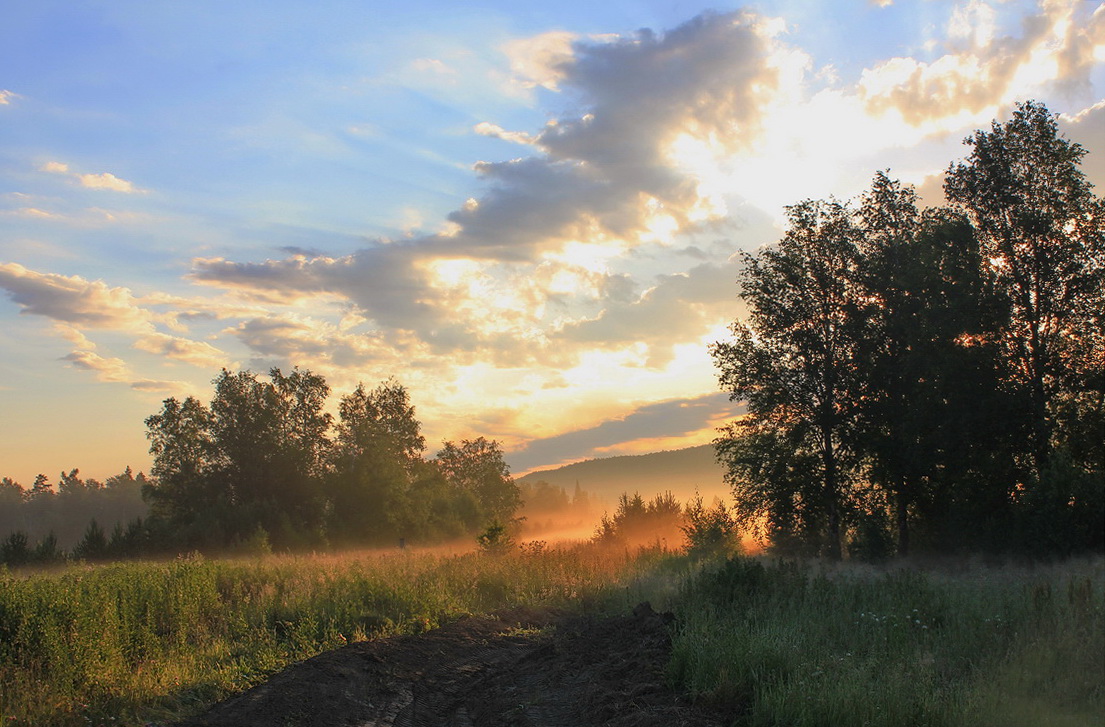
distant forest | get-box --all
[714,102,1104,559]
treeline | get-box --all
[141,370,521,551]
[0,468,149,564]
[1,372,526,562]
[714,102,1104,559]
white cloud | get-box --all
[78,172,139,193]
[473,122,535,146]
[0,90,16,105]
[859,0,1105,127]
[39,160,145,193]
[501,30,578,93]
[411,57,457,76]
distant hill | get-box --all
[516,444,728,505]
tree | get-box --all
[944,100,1105,477]
[853,174,1013,554]
[207,368,331,545]
[144,395,217,526]
[712,199,866,559]
[330,379,424,543]
[435,437,521,525]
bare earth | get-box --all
[174,603,728,727]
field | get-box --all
[0,546,1102,726]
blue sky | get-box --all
[2,0,1104,486]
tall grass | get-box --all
[669,556,1105,727]
[0,543,658,726]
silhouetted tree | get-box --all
[712,199,866,559]
[945,100,1105,477]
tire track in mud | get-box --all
[174,604,728,727]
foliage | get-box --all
[681,493,739,559]
[138,370,523,554]
[593,491,685,549]
[713,102,1104,558]
[475,520,516,555]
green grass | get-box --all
[669,555,1105,727]
[4,544,1101,727]
[0,544,659,726]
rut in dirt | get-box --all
[174,603,729,727]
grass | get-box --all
[0,543,662,726]
[3,542,1101,727]
[669,555,1105,727]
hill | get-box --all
[516,444,728,505]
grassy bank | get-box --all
[670,555,1105,727]
[0,543,660,726]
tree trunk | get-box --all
[896,488,910,557]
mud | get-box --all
[174,603,727,727]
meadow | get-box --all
[0,542,664,726]
[0,544,1101,726]
[670,555,1105,727]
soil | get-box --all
[174,603,729,727]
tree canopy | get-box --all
[714,101,1104,559]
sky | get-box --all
[1,0,1104,487]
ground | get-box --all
[174,603,729,727]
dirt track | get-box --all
[174,603,728,727]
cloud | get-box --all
[60,349,132,382]
[78,172,139,193]
[860,1,1105,126]
[411,58,457,76]
[133,332,229,369]
[507,392,743,472]
[223,315,387,365]
[0,90,16,105]
[0,263,151,330]
[501,30,578,93]
[189,11,777,369]
[39,161,145,193]
[554,261,743,366]
[473,121,536,146]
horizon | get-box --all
[2,1,1104,486]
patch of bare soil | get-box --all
[174,603,727,727]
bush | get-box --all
[681,494,739,559]
[476,520,515,555]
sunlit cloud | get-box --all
[61,348,132,383]
[501,30,578,94]
[0,263,151,330]
[39,161,146,194]
[0,90,17,105]
[78,172,139,193]
[860,0,1104,127]
[133,332,229,369]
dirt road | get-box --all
[175,603,728,727]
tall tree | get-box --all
[435,437,521,526]
[944,100,1105,476]
[712,199,866,559]
[330,379,425,543]
[854,174,1013,554]
[144,395,217,526]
